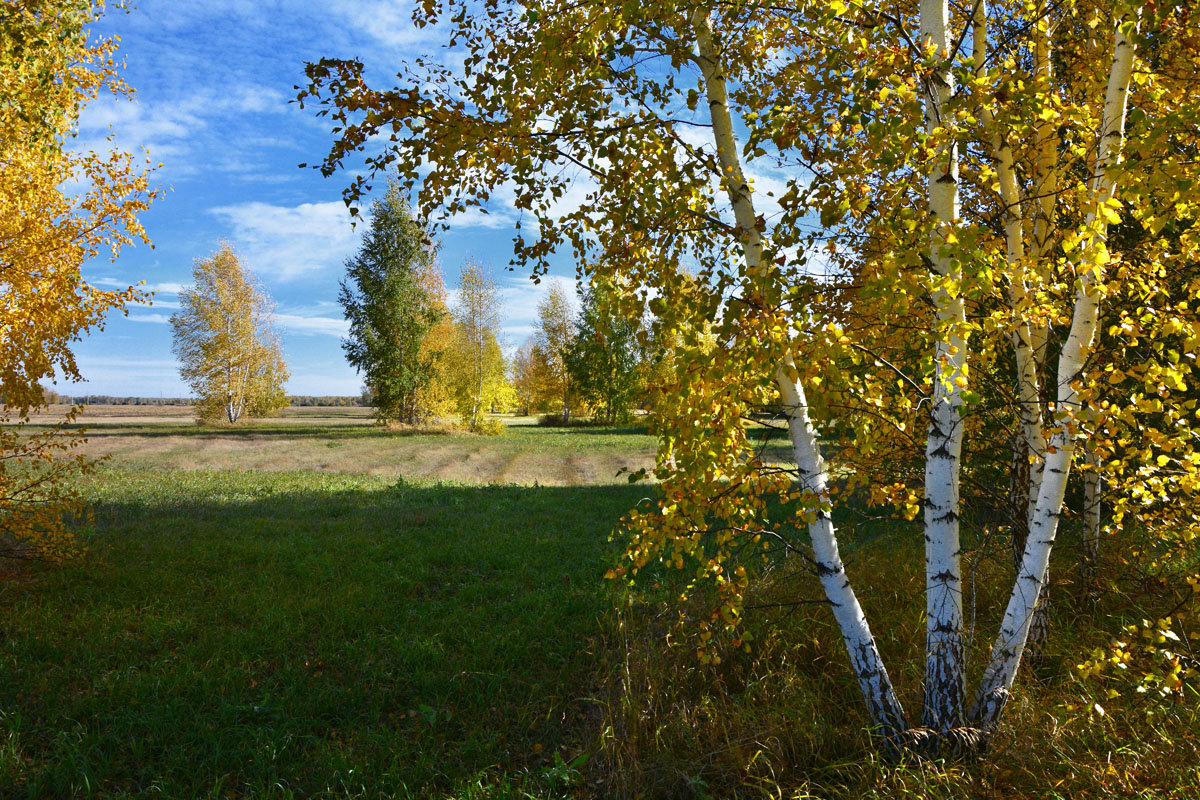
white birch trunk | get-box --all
[778,361,908,734]
[972,13,1137,726]
[1028,19,1058,374]
[920,0,968,731]
[691,6,908,736]
[973,0,1052,665]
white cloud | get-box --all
[92,278,185,296]
[126,313,172,324]
[496,273,578,347]
[74,83,291,178]
[208,201,359,280]
[273,313,349,338]
[329,0,445,52]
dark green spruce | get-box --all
[339,184,442,425]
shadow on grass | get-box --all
[0,473,649,798]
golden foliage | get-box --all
[170,244,290,424]
[0,0,159,560]
[447,262,508,431]
[414,258,458,419]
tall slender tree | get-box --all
[510,338,538,416]
[567,276,644,423]
[171,244,289,424]
[340,185,445,424]
[534,282,577,424]
[450,262,506,431]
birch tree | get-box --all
[171,245,289,424]
[533,282,577,424]
[1,0,158,561]
[449,261,506,431]
[510,338,538,416]
[298,0,1200,751]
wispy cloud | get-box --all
[75,82,293,180]
[273,313,349,338]
[93,278,186,295]
[329,0,445,52]
[209,201,359,280]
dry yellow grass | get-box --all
[16,405,658,486]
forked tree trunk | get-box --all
[694,0,1134,748]
[971,12,1137,727]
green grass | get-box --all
[0,468,645,798]
[2,419,1196,799]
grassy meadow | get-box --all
[0,407,1196,798]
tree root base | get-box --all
[892,726,990,760]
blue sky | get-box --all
[66,0,580,397]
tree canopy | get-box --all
[0,0,158,560]
[534,282,578,424]
[170,244,289,424]
[567,276,645,423]
[299,0,1200,752]
[340,185,449,425]
[449,261,507,432]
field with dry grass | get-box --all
[23,405,662,485]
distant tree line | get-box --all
[64,395,194,406]
[287,396,367,407]
[28,393,366,408]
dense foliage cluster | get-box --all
[340,185,452,425]
[300,0,1200,751]
[1,0,158,559]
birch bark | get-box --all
[691,6,908,737]
[971,11,1137,726]
[919,0,968,731]
[972,0,1052,665]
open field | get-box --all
[1,409,1197,798]
[18,406,668,486]
[0,469,640,798]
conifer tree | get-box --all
[340,185,444,424]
